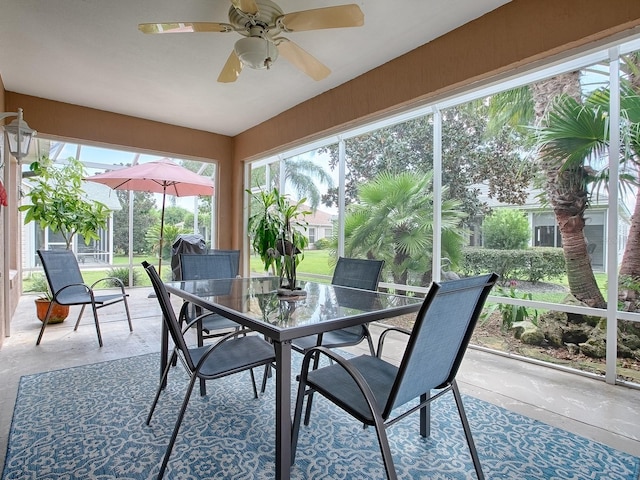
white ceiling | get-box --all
[0,0,511,136]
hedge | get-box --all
[461,247,565,283]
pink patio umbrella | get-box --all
[85,158,214,276]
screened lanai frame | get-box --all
[245,34,640,387]
[21,138,219,286]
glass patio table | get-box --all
[164,276,423,480]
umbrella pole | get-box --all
[158,186,167,278]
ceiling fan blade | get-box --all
[217,50,243,83]
[138,22,233,34]
[277,40,330,81]
[277,4,364,32]
[230,0,259,15]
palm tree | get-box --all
[270,158,334,210]
[489,72,607,308]
[342,171,465,292]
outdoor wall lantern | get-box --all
[0,108,36,161]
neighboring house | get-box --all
[472,183,630,273]
[302,206,335,248]
[21,182,122,270]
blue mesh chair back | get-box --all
[386,273,497,415]
[39,249,91,304]
[179,253,235,281]
[209,249,240,276]
[331,257,384,290]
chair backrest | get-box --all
[143,261,196,371]
[180,253,236,281]
[385,273,498,417]
[331,257,385,291]
[37,249,87,300]
[209,249,240,277]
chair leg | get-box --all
[122,295,133,332]
[291,367,311,464]
[419,391,431,438]
[89,302,103,347]
[371,411,398,480]
[197,319,207,397]
[74,305,87,331]
[260,364,271,393]
[35,302,55,345]
[303,352,322,426]
[146,355,174,425]
[157,372,199,480]
[451,380,484,480]
[249,368,259,399]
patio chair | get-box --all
[291,273,498,480]
[291,257,384,355]
[36,249,132,347]
[143,262,275,480]
[179,252,243,395]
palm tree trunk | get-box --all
[619,186,640,279]
[533,73,606,308]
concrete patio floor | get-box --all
[1,286,639,476]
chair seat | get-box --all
[307,354,398,423]
[293,326,366,352]
[57,291,128,306]
[189,335,274,378]
[200,313,240,333]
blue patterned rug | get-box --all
[3,353,639,479]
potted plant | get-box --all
[28,274,70,323]
[247,188,310,295]
[20,156,110,320]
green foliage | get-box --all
[342,170,465,287]
[482,208,530,249]
[19,156,110,249]
[314,238,331,250]
[482,281,538,332]
[462,247,565,283]
[112,190,157,255]
[145,223,189,260]
[106,267,139,287]
[24,273,52,300]
[247,188,310,285]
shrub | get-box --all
[314,238,331,250]
[481,280,538,331]
[106,267,139,287]
[461,247,565,283]
[482,208,530,250]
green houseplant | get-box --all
[20,156,111,321]
[247,188,310,294]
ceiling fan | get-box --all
[138,0,364,83]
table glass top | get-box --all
[165,276,422,330]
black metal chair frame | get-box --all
[36,249,132,347]
[143,261,275,480]
[291,273,498,480]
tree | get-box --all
[20,156,110,250]
[483,208,530,249]
[266,157,334,211]
[489,72,607,308]
[320,105,533,221]
[342,171,465,291]
[112,190,156,254]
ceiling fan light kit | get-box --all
[234,34,278,70]
[139,1,364,83]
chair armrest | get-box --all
[52,282,92,300]
[377,326,411,358]
[90,276,126,292]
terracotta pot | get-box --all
[35,299,70,324]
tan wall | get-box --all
[0,73,5,343]
[2,0,640,329]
